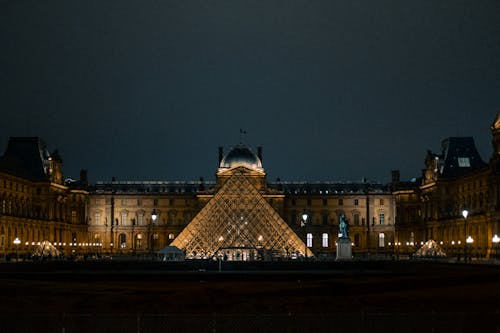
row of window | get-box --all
[292,212,386,226]
[305,233,388,248]
[99,198,194,207]
[291,198,385,206]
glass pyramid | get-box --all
[170,168,313,260]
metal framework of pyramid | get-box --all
[170,169,313,260]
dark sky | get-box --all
[1,1,499,183]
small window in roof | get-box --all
[458,157,470,167]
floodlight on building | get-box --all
[302,213,308,222]
[466,236,474,244]
[462,210,469,219]
[493,235,500,244]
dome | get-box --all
[220,144,263,169]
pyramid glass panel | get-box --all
[171,168,313,260]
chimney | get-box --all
[257,146,263,162]
[218,146,224,164]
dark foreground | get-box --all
[1,260,499,332]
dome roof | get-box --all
[220,144,263,169]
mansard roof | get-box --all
[438,137,487,179]
[0,137,52,181]
[91,179,391,195]
[268,181,391,195]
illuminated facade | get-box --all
[0,138,88,259]
[6,114,500,261]
[88,144,395,258]
[393,113,500,258]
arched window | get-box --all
[353,213,360,226]
[322,233,329,247]
[306,233,313,247]
[379,233,385,247]
[119,233,127,248]
[135,234,143,249]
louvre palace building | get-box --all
[1,113,500,260]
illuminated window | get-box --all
[94,213,101,226]
[379,233,385,247]
[136,234,143,249]
[322,233,329,247]
[458,157,471,167]
[379,212,385,225]
[307,233,313,247]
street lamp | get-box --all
[492,234,500,259]
[462,209,468,262]
[151,210,158,259]
[13,237,21,262]
[301,212,308,258]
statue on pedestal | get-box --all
[339,214,349,239]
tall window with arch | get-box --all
[353,213,360,226]
[322,233,329,247]
[378,233,385,247]
[306,233,313,247]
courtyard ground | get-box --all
[0,260,499,332]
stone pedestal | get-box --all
[336,238,352,261]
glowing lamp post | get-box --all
[151,210,158,259]
[13,237,21,262]
[301,212,308,258]
[493,234,500,259]
[462,210,468,262]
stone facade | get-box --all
[3,113,500,260]
[0,138,88,259]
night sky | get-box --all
[1,1,499,183]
